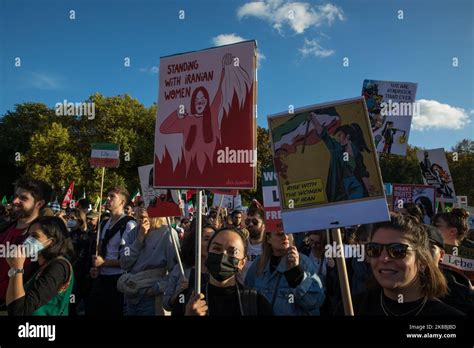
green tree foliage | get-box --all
[239,126,273,205]
[378,145,424,185]
[1,97,472,208]
[448,139,474,204]
[0,95,156,200]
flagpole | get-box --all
[216,194,225,222]
[166,217,186,280]
[195,189,203,294]
[95,167,106,257]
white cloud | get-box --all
[413,99,471,130]
[211,33,266,68]
[140,66,159,74]
[237,0,344,35]
[28,72,61,90]
[299,38,334,58]
[212,33,246,46]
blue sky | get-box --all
[1,0,472,150]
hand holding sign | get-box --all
[287,246,300,269]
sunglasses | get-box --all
[245,218,260,226]
[365,243,413,259]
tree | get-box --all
[448,140,474,204]
[378,145,424,184]
[239,126,273,205]
[23,122,82,195]
[1,94,157,201]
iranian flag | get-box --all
[90,143,120,168]
[131,189,141,205]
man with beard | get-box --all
[240,209,265,282]
[0,179,52,308]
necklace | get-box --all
[380,291,427,316]
[205,281,244,316]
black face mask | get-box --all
[205,252,240,281]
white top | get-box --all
[100,215,137,276]
[240,241,263,283]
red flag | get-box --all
[61,181,75,208]
[186,189,196,202]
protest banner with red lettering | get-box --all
[392,184,436,224]
[262,165,283,232]
[154,41,257,189]
[268,97,389,232]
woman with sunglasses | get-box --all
[339,213,463,315]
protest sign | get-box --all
[416,148,456,203]
[268,97,389,232]
[154,41,257,189]
[262,165,283,232]
[138,164,182,217]
[212,193,233,209]
[392,184,436,224]
[362,80,417,156]
[442,244,474,282]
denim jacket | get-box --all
[244,252,325,315]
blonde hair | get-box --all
[256,232,294,275]
[137,208,166,230]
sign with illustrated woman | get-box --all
[268,97,389,232]
[154,41,257,189]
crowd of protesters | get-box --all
[0,178,473,316]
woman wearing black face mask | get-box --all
[175,228,272,316]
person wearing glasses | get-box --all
[176,227,272,316]
[304,231,328,285]
[338,213,463,316]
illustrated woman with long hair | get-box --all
[159,53,251,175]
[310,112,373,202]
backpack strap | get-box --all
[100,216,135,258]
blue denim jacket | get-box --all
[244,252,325,315]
